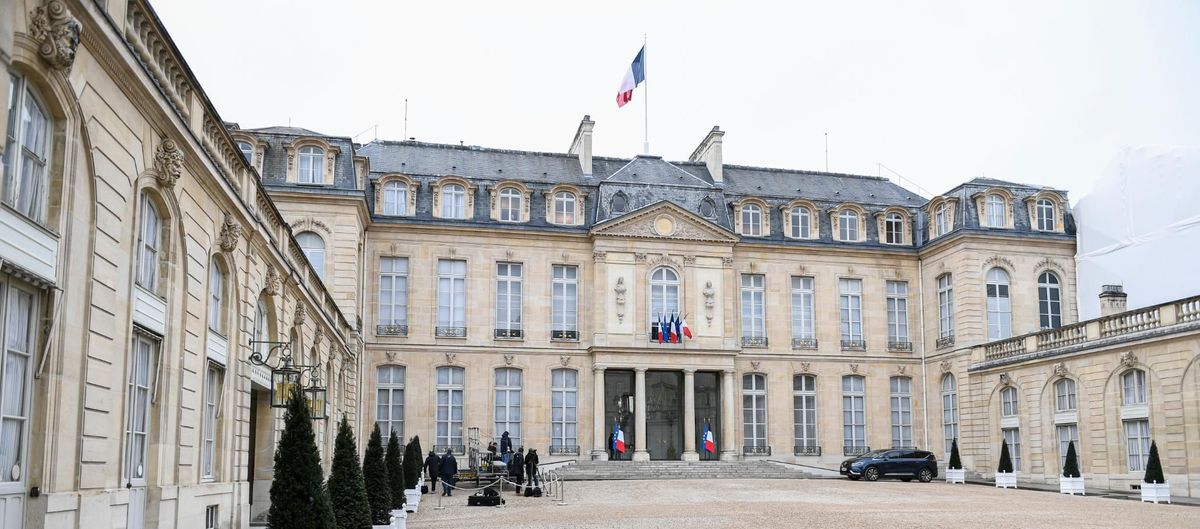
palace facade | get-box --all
[1,2,1198,529]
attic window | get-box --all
[611,193,628,214]
[700,199,717,219]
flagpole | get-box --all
[643,34,649,155]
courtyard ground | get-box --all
[407,478,1200,529]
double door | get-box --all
[0,281,38,529]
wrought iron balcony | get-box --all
[791,338,818,350]
[494,328,523,339]
[888,341,913,352]
[435,326,467,338]
[742,445,772,456]
[936,334,955,349]
[840,339,866,351]
[843,445,871,456]
[376,324,408,337]
[548,445,580,456]
[433,444,466,455]
[741,336,768,348]
[793,445,822,456]
[551,329,580,341]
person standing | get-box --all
[439,448,459,496]
[508,446,525,495]
[525,448,540,488]
[499,431,513,466]
[423,450,441,494]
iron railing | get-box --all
[843,445,871,456]
[494,328,523,339]
[794,445,822,456]
[551,329,579,341]
[841,340,866,351]
[548,445,579,456]
[742,336,768,348]
[435,326,467,338]
[742,445,772,456]
[376,324,408,337]
[936,334,955,349]
[433,444,465,455]
[888,341,912,352]
[791,338,818,350]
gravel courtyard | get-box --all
[407,479,1199,529]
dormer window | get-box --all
[838,209,859,241]
[553,191,577,224]
[298,146,323,184]
[498,187,522,222]
[610,192,628,214]
[740,204,762,236]
[442,184,467,219]
[934,203,949,237]
[884,212,904,244]
[1036,199,1056,231]
[789,206,811,238]
[236,141,253,164]
[699,198,716,220]
[985,194,1006,227]
[382,180,408,215]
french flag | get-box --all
[702,421,716,453]
[613,421,626,453]
[681,316,693,339]
[616,46,646,108]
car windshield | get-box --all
[862,450,890,458]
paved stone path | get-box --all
[407,478,1200,528]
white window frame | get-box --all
[296,231,325,280]
[376,365,405,439]
[297,146,323,184]
[379,257,409,327]
[382,180,408,215]
[742,374,768,449]
[985,194,1006,227]
[842,375,866,450]
[207,259,224,335]
[236,141,253,164]
[1036,198,1056,231]
[1056,423,1079,470]
[551,369,578,450]
[885,281,908,344]
[498,187,522,222]
[435,366,464,448]
[553,191,577,224]
[649,267,680,328]
[839,278,863,342]
[1000,386,1018,417]
[494,368,522,448]
[201,363,223,480]
[1038,272,1062,330]
[437,259,467,330]
[740,204,762,236]
[551,265,578,336]
[1002,427,1022,470]
[937,274,954,339]
[838,209,859,241]
[1122,369,1147,406]
[934,203,949,237]
[789,207,810,238]
[135,194,162,292]
[793,375,817,449]
[2,74,51,223]
[884,212,904,244]
[890,376,913,448]
[1124,419,1151,472]
[441,184,466,219]
[495,262,522,334]
[790,276,815,341]
[0,283,37,488]
[986,268,1012,340]
[124,334,159,485]
[740,274,765,339]
[1054,378,1077,412]
[941,374,958,457]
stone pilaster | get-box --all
[682,369,699,461]
[633,368,650,461]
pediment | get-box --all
[590,201,738,243]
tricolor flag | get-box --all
[681,316,693,339]
[659,315,669,344]
[612,420,626,453]
[702,421,716,453]
[668,314,679,343]
[616,46,646,108]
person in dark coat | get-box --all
[423,450,441,494]
[439,448,459,496]
[508,446,525,494]
[524,448,540,488]
[499,431,514,465]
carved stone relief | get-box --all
[29,0,81,71]
[702,280,716,325]
[153,138,184,188]
[218,212,242,252]
[613,277,627,323]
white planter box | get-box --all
[945,468,965,484]
[1059,476,1085,495]
[391,509,408,529]
[373,524,392,529]
[1141,483,1171,504]
[995,472,1017,488]
[404,489,420,513]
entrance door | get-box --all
[124,335,158,529]
[693,372,722,460]
[645,371,683,460]
[0,283,37,529]
[603,371,635,460]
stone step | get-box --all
[552,460,817,481]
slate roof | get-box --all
[247,128,358,190]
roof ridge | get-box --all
[722,163,895,182]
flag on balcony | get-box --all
[681,316,693,339]
[668,314,679,343]
[612,420,626,453]
[702,421,716,453]
[659,315,668,344]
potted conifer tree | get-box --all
[1141,441,1171,504]
[995,438,1016,488]
[386,431,408,528]
[403,439,422,512]
[1059,440,1085,495]
[328,417,371,529]
[945,439,965,484]
[268,391,335,529]
[363,425,394,528]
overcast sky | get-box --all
[154,0,1200,201]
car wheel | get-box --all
[918,468,933,483]
[864,467,880,481]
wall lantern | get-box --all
[250,337,328,419]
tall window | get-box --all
[376,365,405,439]
[0,286,36,486]
[740,204,762,236]
[1002,428,1022,471]
[941,375,958,456]
[839,278,863,344]
[1054,378,1077,412]
[3,74,51,223]
[236,141,253,164]
[297,146,323,184]
[934,203,949,237]
[1036,199,1056,231]
[937,274,954,340]
[135,194,162,291]
[790,277,815,342]
[890,377,913,448]
[382,181,408,215]
[208,259,225,335]
[296,231,325,280]
[793,375,817,450]
[441,184,466,219]
[378,257,409,330]
[494,368,522,448]
[742,374,768,449]
[553,191,577,224]
[740,274,765,341]
[1038,272,1062,329]
[551,369,578,450]
[838,209,859,241]
[649,267,680,325]
[1124,419,1151,471]
[253,298,269,356]
[1000,386,1018,417]
[886,281,908,346]
[124,335,159,484]
[551,265,578,339]
[437,259,467,334]
[1056,423,1079,469]
[789,207,811,238]
[1122,369,1147,405]
[201,364,223,480]
[495,263,522,336]
[498,187,522,221]
[884,212,904,244]
[842,375,866,451]
[986,268,1012,340]
[435,366,464,449]
[985,194,1005,227]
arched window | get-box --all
[494,368,522,447]
[740,204,762,236]
[985,194,1005,227]
[842,375,866,452]
[236,141,253,164]
[1036,199,1056,231]
[986,268,1012,340]
[937,274,954,341]
[498,187,522,221]
[890,377,913,448]
[941,374,958,456]
[553,191,577,224]
[1121,369,1150,471]
[382,180,408,215]
[610,192,628,214]
[1000,386,1018,417]
[441,183,466,219]
[699,198,717,219]
[1038,272,1062,329]
[436,366,465,450]
[296,231,326,280]
[1121,369,1146,405]
[793,375,817,451]
[376,365,405,439]
[297,146,323,184]
[1054,378,1076,412]
[135,194,163,292]
[789,207,811,238]
[3,74,52,223]
[649,267,680,326]
[208,258,226,335]
[934,203,949,237]
[742,374,768,450]
[884,212,904,244]
[838,209,859,241]
[551,369,578,451]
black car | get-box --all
[839,449,938,482]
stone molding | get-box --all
[218,212,242,252]
[29,0,81,71]
[153,138,184,188]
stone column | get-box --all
[633,368,650,461]
[592,365,608,460]
[721,368,738,460]
[682,369,699,461]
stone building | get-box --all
[0,2,1198,529]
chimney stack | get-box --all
[1099,284,1128,317]
[689,126,724,183]
[568,115,595,176]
